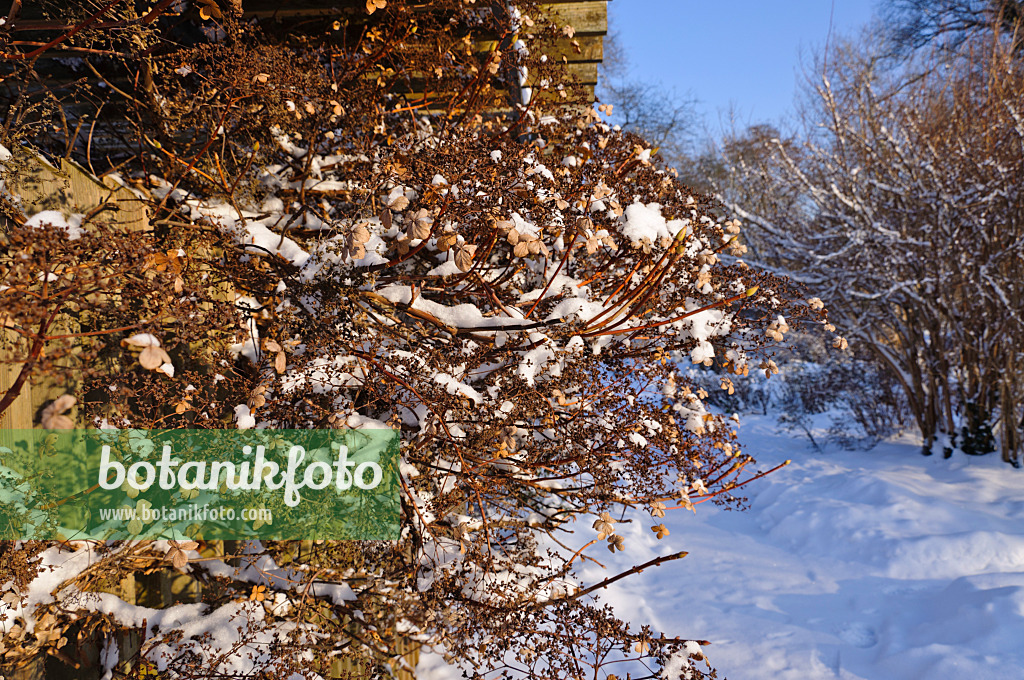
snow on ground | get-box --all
[579,415,1024,679]
[421,414,1024,679]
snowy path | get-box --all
[418,416,1024,679]
[576,416,1024,679]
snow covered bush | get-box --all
[1,2,836,677]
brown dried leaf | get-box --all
[43,414,74,429]
[651,524,670,539]
[487,52,502,74]
[386,187,410,211]
[198,0,222,20]
[138,346,165,370]
[437,233,457,252]
[395,235,412,255]
[410,220,432,241]
[275,351,287,374]
[48,394,75,416]
[139,346,171,371]
[454,246,476,272]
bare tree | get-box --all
[881,0,1024,56]
[597,31,701,171]
[716,28,1024,464]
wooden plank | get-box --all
[0,155,147,439]
[0,156,63,435]
[5,156,149,233]
[392,637,420,680]
[1,154,148,438]
[476,36,603,63]
[528,84,597,104]
[527,62,599,85]
[567,61,599,83]
[537,1,607,35]
[546,36,604,63]
[0,331,34,433]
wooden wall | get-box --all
[0,154,149,435]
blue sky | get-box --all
[607,1,878,127]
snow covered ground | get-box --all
[580,415,1024,679]
[422,414,1024,679]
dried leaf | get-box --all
[198,0,222,20]
[353,224,371,245]
[275,351,287,374]
[122,333,160,348]
[43,414,74,429]
[436,233,457,252]
[410,220,432,241]
[513,241,530,258]
[139,345,170,370]
[47,394,75,416]
[386,187,410,211]
[454,246,476,272]
[395,235,412,255]
[651,524,670,539]
[487,52,502,74]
